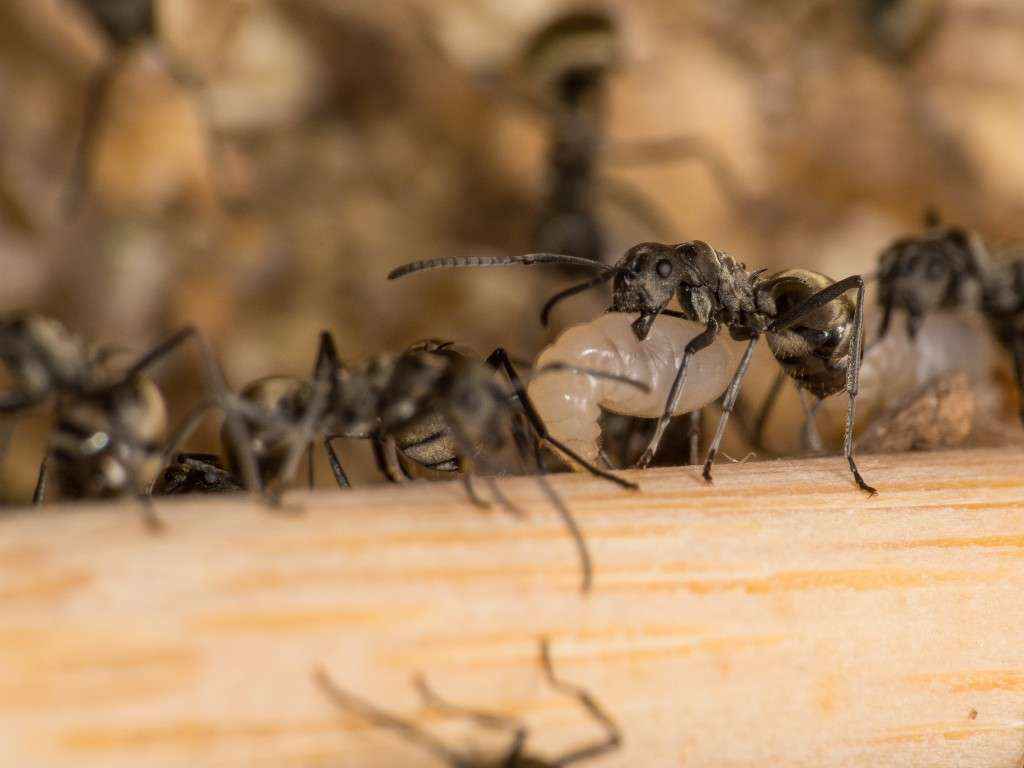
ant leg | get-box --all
[843,277,877,494]
[413,674,523,732]
[1012,336,1024,426]
[322,436,351,489]
[485,348,638,490]
[770,275,876,494]
[796,388,825,453]
[751,368,786,451]
[636,319,720,469]
[505,408,592,593]
[535,472,592,593]
[415,675,532,765]
[32,453,49,506]
[461,475,487,507]
[306,444,315,489]
[540,639,622,767]
[443,420,525,518]
[702,335,760,483]
[687,409,701,466]
[312,330,344,381]
[64,59,118,216]
[313,667,466,768]
[136,493,165,534]
[371,435,408,484]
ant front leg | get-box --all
[702,335,759,483]
[636,318,720,469]
[322,436,351,488]
[486,347,639,490]
[32,452,49,505]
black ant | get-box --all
[0,313,257,524]
[170,331,647,591]
[510,8,761,269]
[64,0,157,212]
[874,212,1024,424]
[63,0,245,213]
[314,637,620,768]
[389,241,875,494]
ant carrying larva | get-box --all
[389,241,877,494]
[168,331,648,592]
[314,637,621,768]
[872,211,1024,425]
[0,314,258,527]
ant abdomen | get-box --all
[53,374,167,498]
[764,269,856,400]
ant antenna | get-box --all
[540,272,616,326]
[388,253,618,281]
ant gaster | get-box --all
[0,313,257,523]
[389,242,876,494]
[314,638,620,768]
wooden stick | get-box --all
[3,448,1024,767]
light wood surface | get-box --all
[3,448,1024,767]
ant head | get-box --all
[610,242,707,340]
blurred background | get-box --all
[2,0,1024,502]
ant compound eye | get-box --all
[656,259,673,279]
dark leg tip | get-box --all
[634,448,655,470]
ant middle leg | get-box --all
[637,318,720,469]
[702,334,760,483]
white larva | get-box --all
[529,312,745,466]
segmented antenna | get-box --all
[388,253,614,281]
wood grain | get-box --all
[3,448,1024,767]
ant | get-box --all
[875,210,988,343]
[0,313,257,525]
[171,331,646,591]
[389,241,876,494]
[506,8,761,269]
[874,211,1024,424]
[63,0,246,213]
[314,637,621,768]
